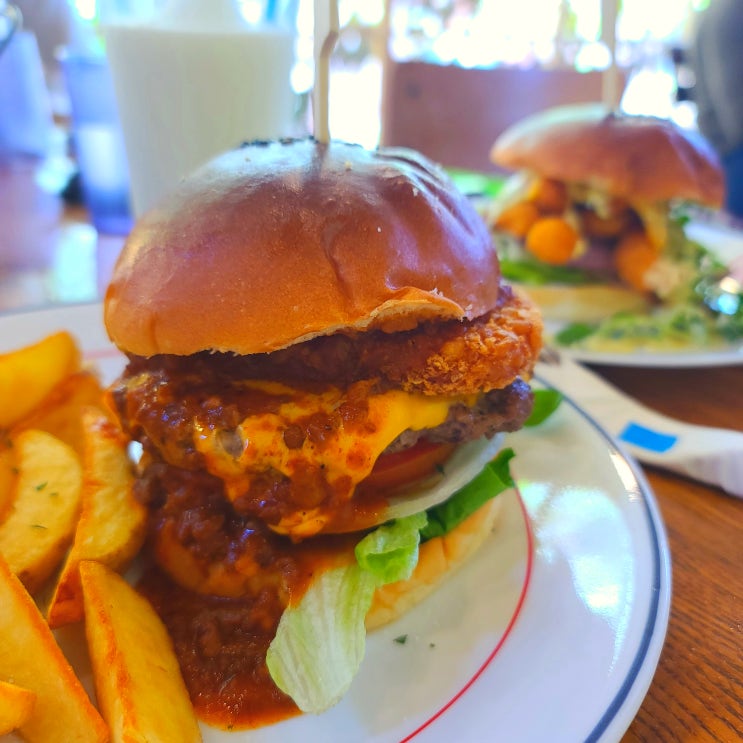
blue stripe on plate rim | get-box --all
[536,383,672,743]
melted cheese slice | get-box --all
[193,380,473,537]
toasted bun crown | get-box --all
[491,104,724,207]
[105,139,501,357]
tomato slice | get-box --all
[361,439,456,493]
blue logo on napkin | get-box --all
[620,422,677,453]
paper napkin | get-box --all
[536,353,743,498]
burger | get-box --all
[487,104,727,332]
[104,138,542,728]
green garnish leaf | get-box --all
[500,258,595,286]
[525,389,563,427]
[447,169,505,197]
[420,449,515,541]
[394,634,408,645]
[555,322,597,346]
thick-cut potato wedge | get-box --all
[0,444,16,523]
[48,412,147,628]
[0,430,82,594]
[0,679,36,735]
[0,331,80,429]
[0,555,108,743]
[80,560,202,743]
[13,371,107,457]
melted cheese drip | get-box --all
[193,380,472,537]
[631,200,668,249]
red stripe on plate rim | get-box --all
[399,484,534,743]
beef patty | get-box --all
[110,311,534,538]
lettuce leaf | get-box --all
[420,448,514,541]
[525,389,564,427]
[265,514,426,713]
[354,512,427,584]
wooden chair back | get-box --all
[381,61,625,173]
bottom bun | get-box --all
[366,496,504,630]
[516,282,649,323]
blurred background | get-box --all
[327,0,704,147]
[0,0,717,308]
[5,0,708,149]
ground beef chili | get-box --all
[136,464,360,729]
[138,567,300,729]
[112,358,532,534]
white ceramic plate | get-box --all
[547,320,743,368]
[548,220,743,368]
[0,303,672,743]
[559,345,743,368]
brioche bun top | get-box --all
[105,138,502,357]
[490,104,724,208]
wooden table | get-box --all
[600,365,743,743]
[1,156,741,742]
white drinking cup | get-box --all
[103,0,297,216]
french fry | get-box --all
[0,331,81,429]
[48,412,147,628]
[80,561,202,743]
[13,371,108,457]
[0,430,82,594]
[0,679,36,736]
[0,554,108,743]
[0,444,16,523]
